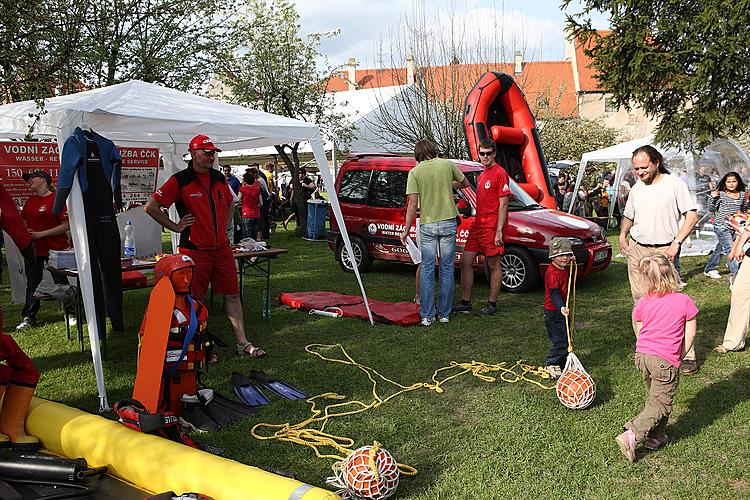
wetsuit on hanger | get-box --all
[54,128,124,335]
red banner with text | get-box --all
[0,141,159,209]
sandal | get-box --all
[237,342,266,358]
[713,345,730,354]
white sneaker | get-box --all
[438,317,449,323]
[704,270,721,279]
[68,316,78,327]
[544,365,562,379]
[420,317,434,327]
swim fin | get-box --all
[231,372,270,406]
[248,370,307,401]
[208,392,259,420]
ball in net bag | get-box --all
[343,444,400,499]
[556,368,596,409]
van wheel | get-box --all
[492,247,538,293]
[337,236,372,273]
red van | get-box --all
[327,154,611,292]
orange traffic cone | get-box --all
[0,383,38,450]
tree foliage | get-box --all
[538,115,618,163]
[0,0,230,103]
[221,0,350,234]
[564,0,750,150]
[81,0,231,91]
[0,0,88,101]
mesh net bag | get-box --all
[556,352,596,410]
[327,443,400,499]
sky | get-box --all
[294,0,610,69]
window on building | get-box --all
[338,170,371,204]
[367,170,407,208]
[604,96,619,113]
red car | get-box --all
[327,154,611,292]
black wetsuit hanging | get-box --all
[54,128,124,336]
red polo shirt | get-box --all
[474,163,511,228]
[21,193,69,257]
[152,165,232,251]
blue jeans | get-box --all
[705,225,738,275]
[419,218,457,320]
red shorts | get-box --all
[463,225,504,257]
[179,246,239,300]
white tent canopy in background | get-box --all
[217,84,413,164]
[0,80,372,411]
[571,135,750,256]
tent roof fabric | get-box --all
[0,80,321,150]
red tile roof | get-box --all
[327,60,579,118]
[574,29,611,92]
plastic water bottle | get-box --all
[262,288,271,319]
[124,220,136,258]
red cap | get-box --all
[188,135,222,152]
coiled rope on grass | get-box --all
[251,343,555,475]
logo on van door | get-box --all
[368,223,377,234]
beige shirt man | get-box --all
[619,146,698,374]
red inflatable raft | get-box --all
[463,72,556,209]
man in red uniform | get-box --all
[144,135,266,358]
[453,138,510,316]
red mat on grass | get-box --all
[278,291,421,326]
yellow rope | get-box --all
[369,441,381,483]
[565,260,578,353]
[251,344,555,476]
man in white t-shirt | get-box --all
[619,145,699,374]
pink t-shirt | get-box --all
[632,292,698,368]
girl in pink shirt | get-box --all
[616,254,698,462]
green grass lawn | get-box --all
[7,226,750,498]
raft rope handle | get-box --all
[565,260,578,353]
[251,344,555,476]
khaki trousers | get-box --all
[626,242,696,362]
[721,259,750,350]
[625,353,680,442]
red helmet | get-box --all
[188,134,221,152]
[154,254,195,283]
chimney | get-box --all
[347,57,357,90]
[406,55,414,85]
[514,51,523,75]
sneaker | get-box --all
[420,317,434,327]
[643,433,669,451]
[452,302,473,314]
[15,317,36,331]
[615,429,637,462]
[544,365,562,379]
[703,270,721,279]
[67,316,77,327]
[680,359,698,375]
[438,316,450,323]
[475,304,497,316]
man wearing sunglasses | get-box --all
[453,138,510,316]
[145,134,266,358]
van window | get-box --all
[368,171,407,208]
[339,170,371,204]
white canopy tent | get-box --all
[0,80,372,411]
[571,135,750,256]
